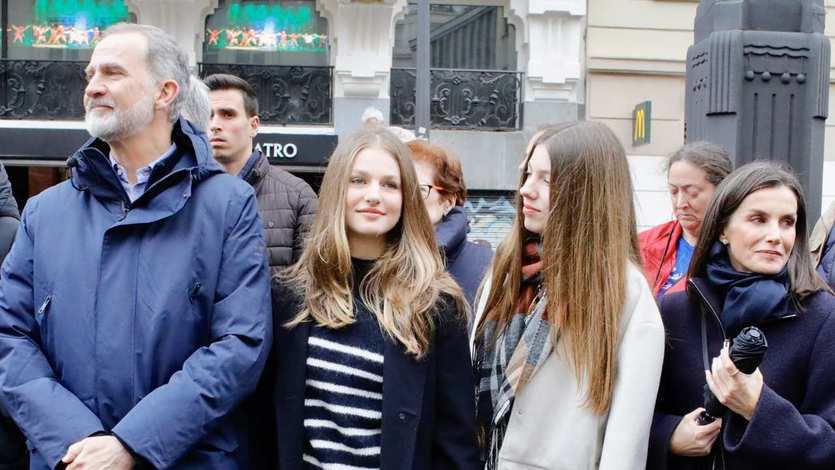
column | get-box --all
[508,0,586,127]
[317,0,408,134]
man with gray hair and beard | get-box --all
[0,23,271,469]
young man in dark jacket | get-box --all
[0,24,271,469]
[205,73,318,274]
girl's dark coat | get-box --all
[266,281,479,470]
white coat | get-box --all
[470,264,665,470]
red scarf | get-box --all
[516,239,543,313]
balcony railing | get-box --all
[0,60,335,125]
[390,68,523,131]
[198,63,333,125]
[0,59,87,120]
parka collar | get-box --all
[67,118,223,208]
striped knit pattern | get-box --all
[303,306,385,470]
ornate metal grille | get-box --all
[199,63,332,125]
[390,68,522,130]
[0,60,87,120]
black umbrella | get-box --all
[698,326,768,424]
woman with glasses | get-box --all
[409,140,493,307]
[471,122,664,469]
[639,142,733,298]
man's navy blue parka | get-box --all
[0,119,272,469]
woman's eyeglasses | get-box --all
[418,184,446,200]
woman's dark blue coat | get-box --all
[267,281,479,470]
[648,277,835,470]
[435,207,492,307]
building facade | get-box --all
[586,0,835,231]
[6,0,835,243]
[0,0,587,246]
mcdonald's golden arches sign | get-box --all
[633,101,651,147]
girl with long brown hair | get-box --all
[269,127,478,470]
[471,121,665,469]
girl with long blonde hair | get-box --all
[269,126,478,470]
[471,121,665,469]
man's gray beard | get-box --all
[85,93,155,142]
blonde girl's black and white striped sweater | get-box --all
[302,258,386,470]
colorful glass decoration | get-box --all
[7,0,130,50]
[206,1,327,53]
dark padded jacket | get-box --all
[0,162,23,470]
[240,151,317,274]
[0,163,19,263]
[0,163,18,220]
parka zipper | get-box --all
[118,200,131,221]
[687,278,728,470]
[36,295,52,319]
[35,294,52,344]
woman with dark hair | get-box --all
[640,142,733,298]
[471,122,664,469]
[408,140,492,307]
[649,161,835,469]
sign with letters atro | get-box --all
[0,128,338,168]
[632,101,651,147]
[253,133,337,167]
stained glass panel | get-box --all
[203,0,328,66]
[7,0,132,59]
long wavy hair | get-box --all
[477,121,641,414]
[283,126,466,357]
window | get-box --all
[203,0,329,66]
[4,0,134,61]
[389,4,521,129]
[393,4,516,70]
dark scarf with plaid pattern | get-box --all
[474,239,554,469]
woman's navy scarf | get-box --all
[705,241,791,336]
